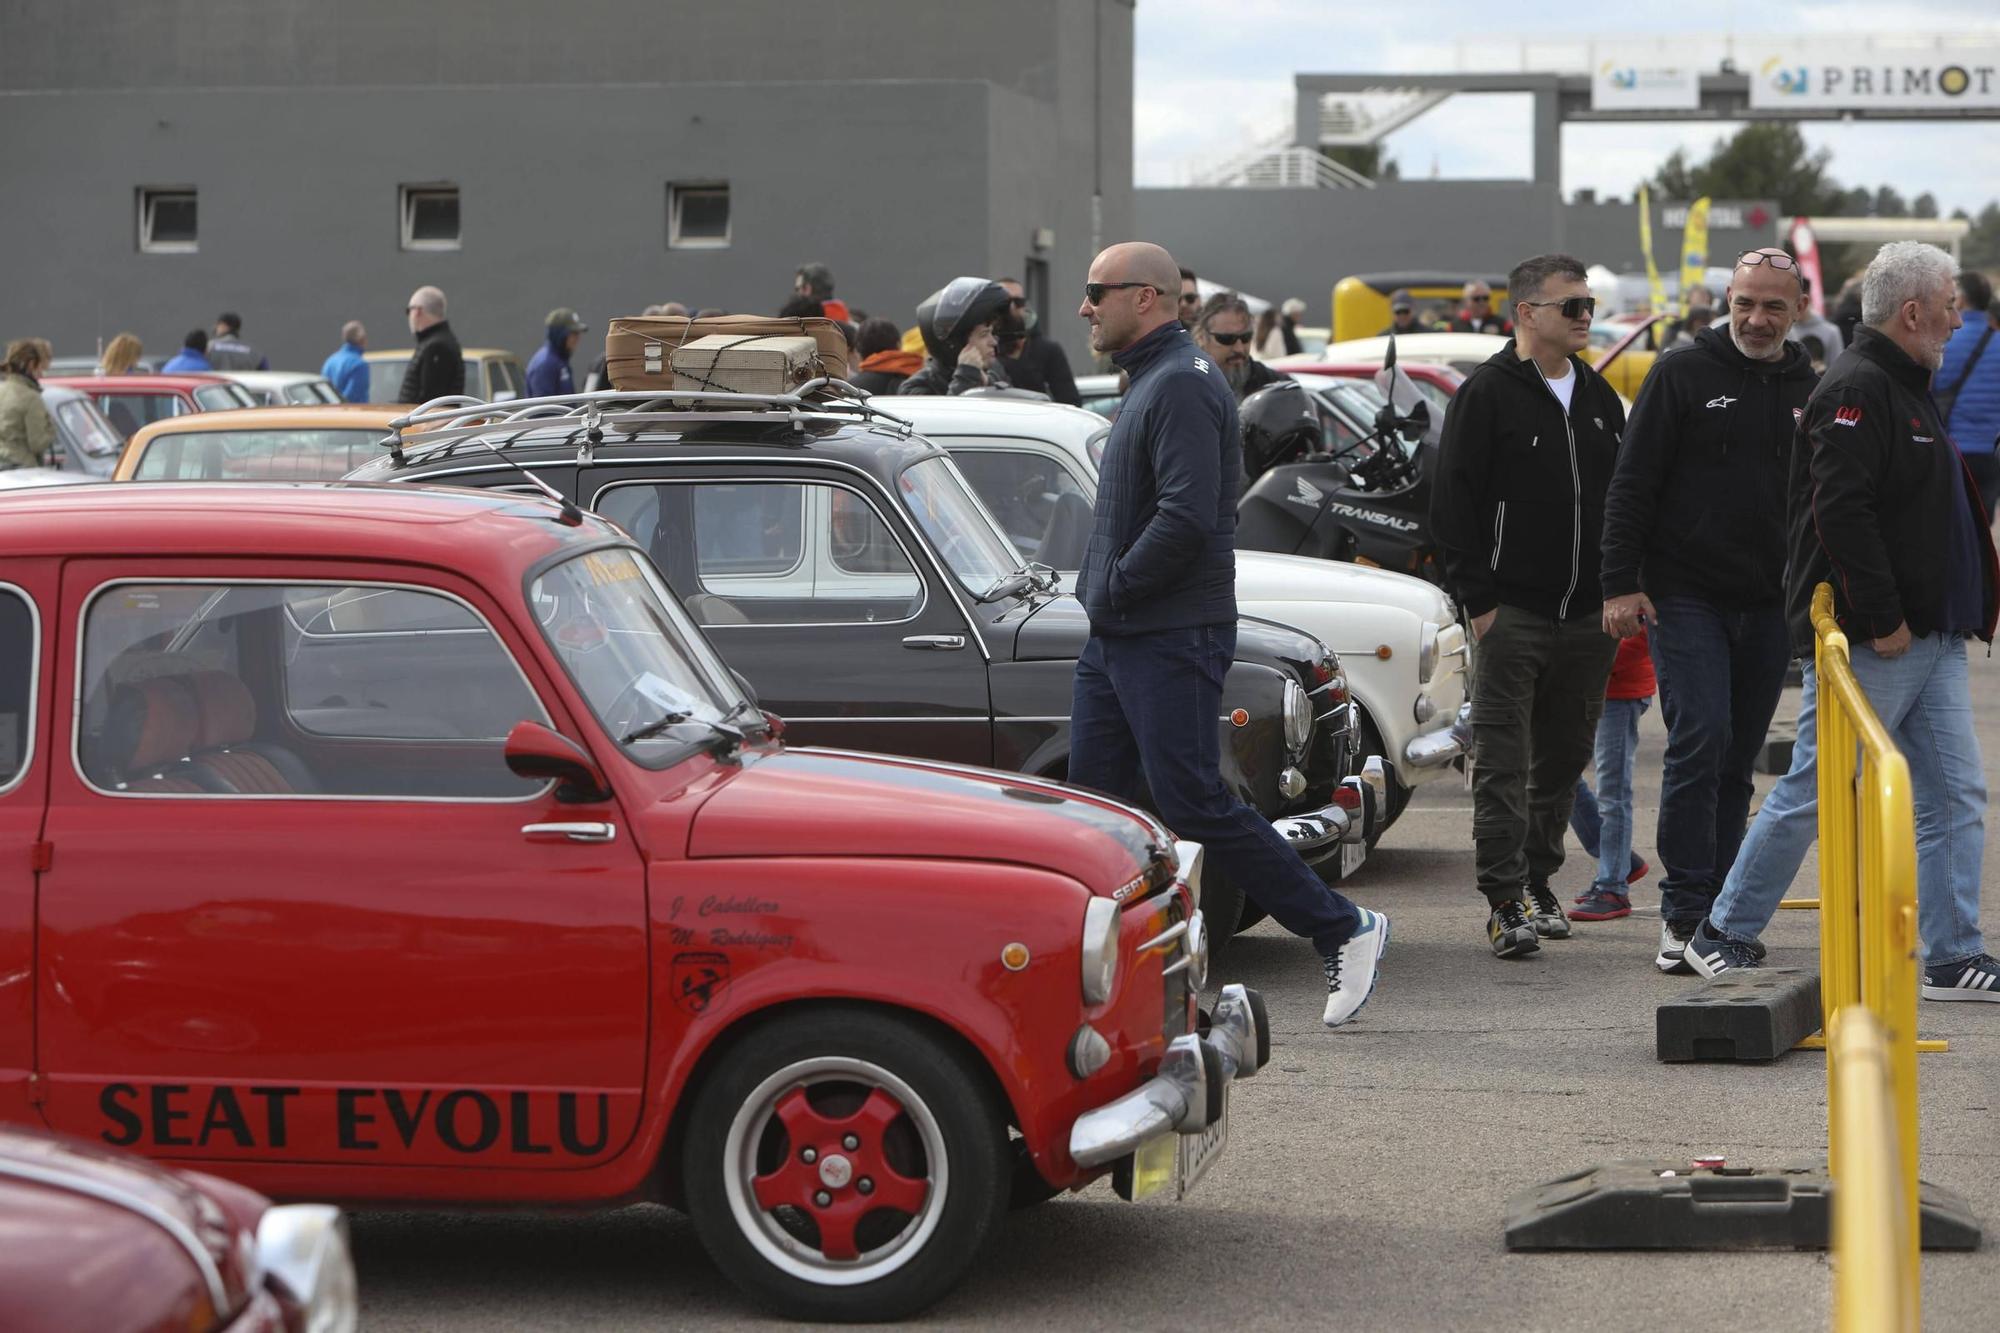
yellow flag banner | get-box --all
[1638,185,1667,315]
[1678,197,1712,315]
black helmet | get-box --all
[915,277,1015,366]
[1239,380,1320,478]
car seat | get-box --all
[97,675,209,792]
[181,671,318,794]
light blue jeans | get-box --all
[1710,634,1987,967]
[1570,697,1649,893]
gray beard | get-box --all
[1223,360,1251,392]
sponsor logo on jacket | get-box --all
[1833,405,1864,427]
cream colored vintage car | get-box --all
[883,394,1468,838]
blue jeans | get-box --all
[1071,625,1362,953]
[1648,597,1793,929]
[1709,635,1987,967]
[1570,697,1649,892]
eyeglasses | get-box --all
[1007,296,1028,308]
[1521,296,1597,320]
[1205,330,1255,346]
[1467,293,1491,304]
[1085,281,1157,305]
[1738,250,1800,272]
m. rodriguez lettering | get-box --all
[100,1083,612,1156]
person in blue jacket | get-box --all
[1071,240,1391,1030]
[526,308,587,398]
[320,321,368,402]
[1938,269,2000,521]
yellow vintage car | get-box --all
[362,348,526,403]
[1331,273,1510,343]
[114,404,407,481]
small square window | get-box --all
[668,182,730,249]
[400,184,461,251]
[138,188,198,253]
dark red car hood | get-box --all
[687,747,1172,894]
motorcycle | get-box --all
[1236,337,1446,586]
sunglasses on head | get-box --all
[1085,281,1156,305]
[1205,330,1255,346]
[1521,295,1597,320]
[1738,250,1800,272]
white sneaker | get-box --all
[1322,908,1390,1028]
[1655,919,1695,975]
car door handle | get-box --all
[521,822,618,844]
[902,634,966,651]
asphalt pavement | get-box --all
[351,657,2000,1331]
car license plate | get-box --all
[1175,1086,1229,1199]
[1340,839,1367,879]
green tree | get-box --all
[1912,192,1939,219]
[1641,122,1845,216]
[1963,201,2000,272]
[1321,144,1399,182]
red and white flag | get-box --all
[1789,218,1825,315]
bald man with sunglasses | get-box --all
[1072,241,1391,1028]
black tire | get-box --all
[681,1009,1010,1322]
[1356,710,1411,846]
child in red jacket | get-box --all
[1569,630,1657,920]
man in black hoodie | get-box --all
[1599,248,1819,973]
[1431,254,1625,958]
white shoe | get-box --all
[1322,908,1390,1028]
[1655,919,1695,975]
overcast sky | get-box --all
[1133,1,2000,218]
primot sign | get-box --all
[1750,51,2000,109]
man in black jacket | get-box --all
[1599,248,1819,972]
[1684,242,2000,1000]
[996,278,1080,405]
[1074,240,1389,1027]
[1194,293,1288,400]
[1430,253,1625,958]
[399,286,465,405]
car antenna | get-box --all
[466,435,585,525]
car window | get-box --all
[366,358,410,404]
[194,385,250,412]
[100,394,184,438]
[55,400,123,459]
[950,448,1094,569]
[77,582,549,799]
[895,456,1024,595]
[0,587,35,791]
[596,480,923,627]
[490,360,525,401]
[528,547,747,769]
[131,429,385,481]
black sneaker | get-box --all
[1922,953,2000,1002]
[1654,919,1695,974]
[1523,882,1571,939]
[1683,919,1761,978]
[1488,899,1540,958]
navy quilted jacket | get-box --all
[1076,321,1239,634]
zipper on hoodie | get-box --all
[1537,368,1583,619]
[1490,501,1507,571]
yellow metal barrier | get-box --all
[1829,1007,1915,1332]
[1812,583,1923,1324]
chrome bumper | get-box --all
[1068,983,1270,1170]
[1273,803,1352,852]
[1405,701,1473,771]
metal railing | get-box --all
[1812,582,1921,1329]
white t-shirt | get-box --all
[1544,365,1575,413]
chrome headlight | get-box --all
[256,1204,359,1333]
[1081,897,1120,1005]
[1282,678,1314,755]
[1418,622,1441,682]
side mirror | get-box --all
[504,720,613,804]
[1398,399,1431,443]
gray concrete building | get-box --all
[1,0,1134,374]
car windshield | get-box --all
[365,358,409,404]
[132,428,386,481]
[894,456,1028,596]
[528,547,750,768]
[194,384,256,412]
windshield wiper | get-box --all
[621,710,746,756]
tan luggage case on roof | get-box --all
[602,314,851,392]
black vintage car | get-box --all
[349,387,1371,935]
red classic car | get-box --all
[0,1123,356,1332]
[0,483,1267,1321]
[43,373,257,440]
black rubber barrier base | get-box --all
[1504,1160,1983,1251]
[1657,967,1822,1062]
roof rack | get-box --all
[380,379,912,467]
